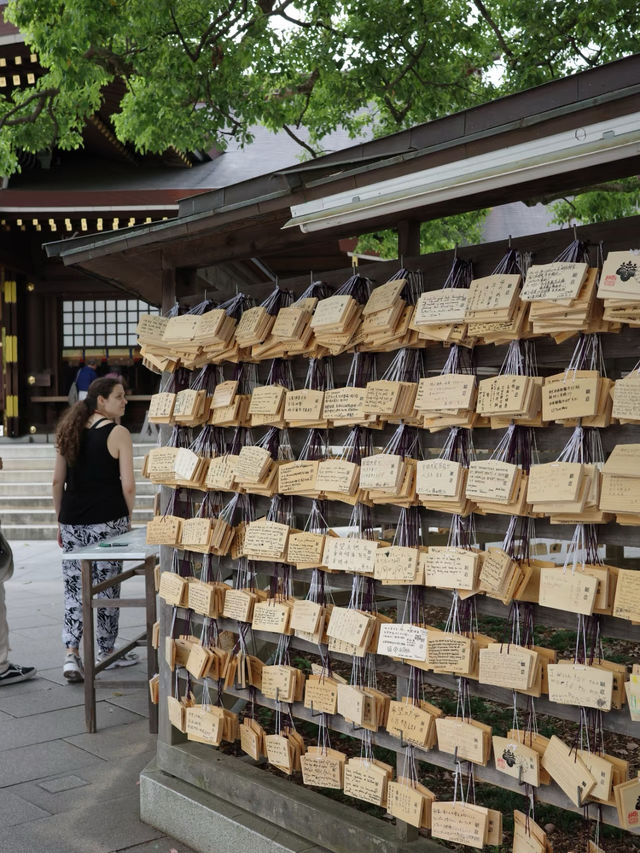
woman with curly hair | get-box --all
[52,376,137,682]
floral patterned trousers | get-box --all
[60,516,129,656]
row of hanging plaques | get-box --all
[145,240,640,851]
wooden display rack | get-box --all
[144,233,640,853]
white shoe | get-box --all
[63,652,84,683]
[97,649,138,669]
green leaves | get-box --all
[356,210,489,259]
[549,178,640,226]
[2,0,640,191]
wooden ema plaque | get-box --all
[413,288,469,326]
[613,568,640,621]
[613,372,640,422]
[386,699,439,749]
[300,747,346,789]
[278,460,319,496]
[423,547,479,590]
[466,273,520,319]
[291,599,323,635]
[541,735,596,806]
[599,251,640,299]
[614,775,640,829]
[493,736,540,786]
[158,571,188,606]
[377,623,427,662]
[547,662,614,711]
[243,519,289,561]
[431,801,489,849]
[426,630,473,675]
[146,515,182,545]
[304,674,339,715]
[251,598,292,635]
[323,536,378,574]
[286,531,325,568]
[538,566,598,616]
[416,459,462,498]
[512,810,550,853]
[466,460,518,504]
[374,546,422,584]
[386,778,435,829]
[343,757,392,807]
[435,716,491,765]
[521,261,588,302]
[478,643,539,692]
[359,453,404,491]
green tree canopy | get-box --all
[356,210,488,259]
[2,1,640,226]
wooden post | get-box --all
[144,555,159,734]
[397,220,421,262]
[161,253,176,315]
[81,558,97,733]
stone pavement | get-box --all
[0,540,196,853]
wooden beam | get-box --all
[397,219,420,260]
[160,253,175,315]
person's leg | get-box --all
[60,524,86,681]
[60,526,84,652]
[94,554,121,657]
[0,580,37,685]
[92,517,136,665]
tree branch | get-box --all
[567,35,600,67]
[46,94,59,144]
[168,0,246,63]
[277,9,341,36]
[409,66,476,95]
[281,123,318,157]
[0,87,59,130]
[524,181,640,207]
[168,5,195,62]
[295,85,314,127]
[84,45,137,76]
[387,41,428,90]
[473,0,514,59]
[201,74,243,133]
[269,68,319,101]
[381,91,410,125]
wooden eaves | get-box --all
[45,52,640,304]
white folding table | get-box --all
[64,527,159,732]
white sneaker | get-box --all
[63,652,84,683]
[97,649,138,669]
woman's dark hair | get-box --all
[56,377,123,465]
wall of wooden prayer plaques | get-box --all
[145,241,640,852]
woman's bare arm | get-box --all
[109,425,136,516]
[52,451,67,518]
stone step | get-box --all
[2,523,147,542]
[0,480,156,496]
[0,456,148,471]
[0,494,155,509]
[3,523,60,541]
[0,468,149,481]
[0,507,154,525]
[0,442,156,457]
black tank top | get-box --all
[58,419,130,525]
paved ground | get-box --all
[0,540,195,853]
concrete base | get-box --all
[140,761,330,853]
[143,744,445,853]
